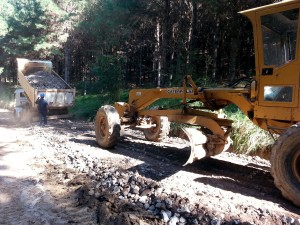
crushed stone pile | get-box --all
[57,153,213,225]
[72,166,212,225]
[56,152,255,225]
[26,71,68,89]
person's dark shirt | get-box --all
[36,98,48,113]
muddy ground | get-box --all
[0,109,299,225]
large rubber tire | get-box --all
[270,123,300,207]
[143,116,170,142]
[95,105,120,149]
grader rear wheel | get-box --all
[270,124,300,207]
[143,116,170,142]
[95,105,120,149]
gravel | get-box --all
[0,112,299,225]
[26,70,68,89]
[26,120,300,225]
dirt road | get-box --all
[0,109,299,225]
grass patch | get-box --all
[71,94,104,120]
[71,91,129,120]
[226,108,274,154]
[146,98,182,109]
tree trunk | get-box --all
[64,39,71,84]
[155,20,162,87]
[186,1,193,65]
[212,15,220,80]
[229,37,239,82]
[162,0,171,87]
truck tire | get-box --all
[270,123,300,207]
[95,105,120,149]
[143,116,170,142]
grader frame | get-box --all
[95,0,300,207]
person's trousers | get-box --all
[39,111,47,125]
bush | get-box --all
[226,107,274,154]
[0,84,14,108]
[71,90,128,120]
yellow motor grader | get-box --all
[95,0,300,207]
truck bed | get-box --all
[17,58,75,109]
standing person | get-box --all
[35,93,48,126]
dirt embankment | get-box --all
[0,109,299,225]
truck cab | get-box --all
[14,88,29,119]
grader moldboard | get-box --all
[95,0,300,207]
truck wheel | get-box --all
[270,124,300,207]
[95,105,120,149]
[143,116,170,142]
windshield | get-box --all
[261,9,299,67]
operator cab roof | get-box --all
[239,0,300,17]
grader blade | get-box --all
[182,127,208,166]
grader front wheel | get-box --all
[270,124,300,207]
[95,105,120,149]
[143,116,170,142]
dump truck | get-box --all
[94,0,300,207]
[14,58,75,121]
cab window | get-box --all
[261,9,299,67]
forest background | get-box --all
[0,0,275,153]
[0,0,274,92]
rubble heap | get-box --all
[62,155,219,225]
[26,71,68,89]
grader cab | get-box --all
[95,0,300,207]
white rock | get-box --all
[156,187,163,195]
[161,210,170,222]
[177,206,190,213]
[179,217,187,223]
[287,217,294,224]
[88,189,94,196]
[165,210,172,219]
[168,216,179,225]
[139,196,148,204]
[96,182,101,188]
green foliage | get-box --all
[225,107,274,154]
[145,98,182,110]
[0,0,272,88]
[1,0,48,56]
[71,94,104,120]
[71,90,128,120]
[91,55,126,99]
[0,84,14,107]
